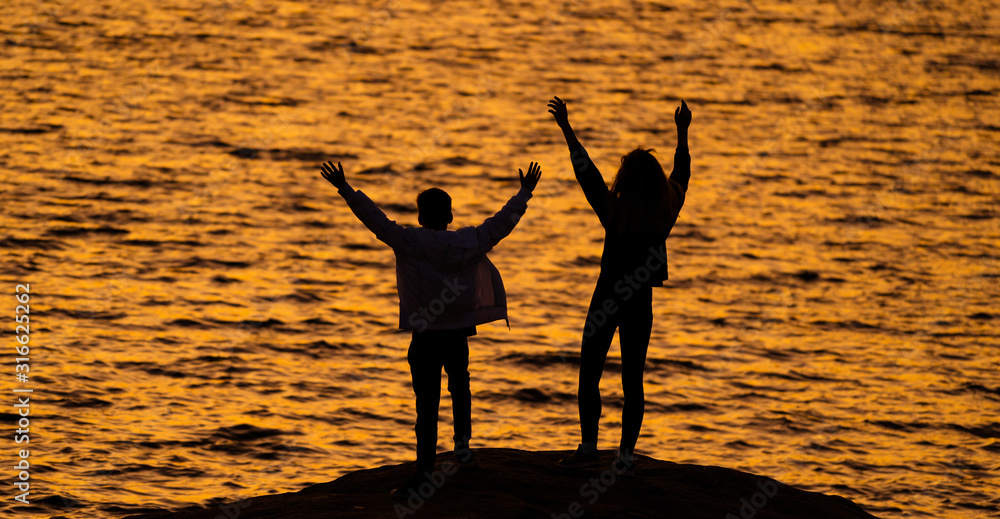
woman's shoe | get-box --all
[455,447,480,469]
[557,444,600,469]
[611,449,636,477]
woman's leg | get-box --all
[618,287,653,454]
[578,282,620,444]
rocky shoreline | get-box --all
[126,448,881,519]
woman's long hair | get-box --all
[607,146,679,238]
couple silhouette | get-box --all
[320,96,692,498]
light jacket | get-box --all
[339,186,532,332]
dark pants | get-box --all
[578,278,653,453]
[408,327,474,475]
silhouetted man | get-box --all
[320,160,542,497]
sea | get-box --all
[0,0,998,517]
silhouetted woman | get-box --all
[548,96,691,473]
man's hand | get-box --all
[547,96,570,128]
[519,161,542,193]
[674,99,691,129]
[320,161,347,190]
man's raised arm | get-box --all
[320,161,407,250]
[467,162,542,254]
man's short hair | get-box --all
[417,188,452,228]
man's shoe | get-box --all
[557,444,600,469]
[390,473,426,500]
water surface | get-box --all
[0,0,998,517]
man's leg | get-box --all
[442,331,472,445]
[442,330,475,466]
[408,331,444,476]
[618,287,653,456]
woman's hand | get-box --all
[547,96,570,129]
[320,161,348,189]
[674,99,691,129]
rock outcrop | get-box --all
[128,448,880,519]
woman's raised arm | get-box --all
[548,96,609,226]
[547,96,582,150]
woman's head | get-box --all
[608,146,679,237]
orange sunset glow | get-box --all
[1,0,998,518]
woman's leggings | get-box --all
[578,278,653,453]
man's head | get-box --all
[417,188,453,230]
